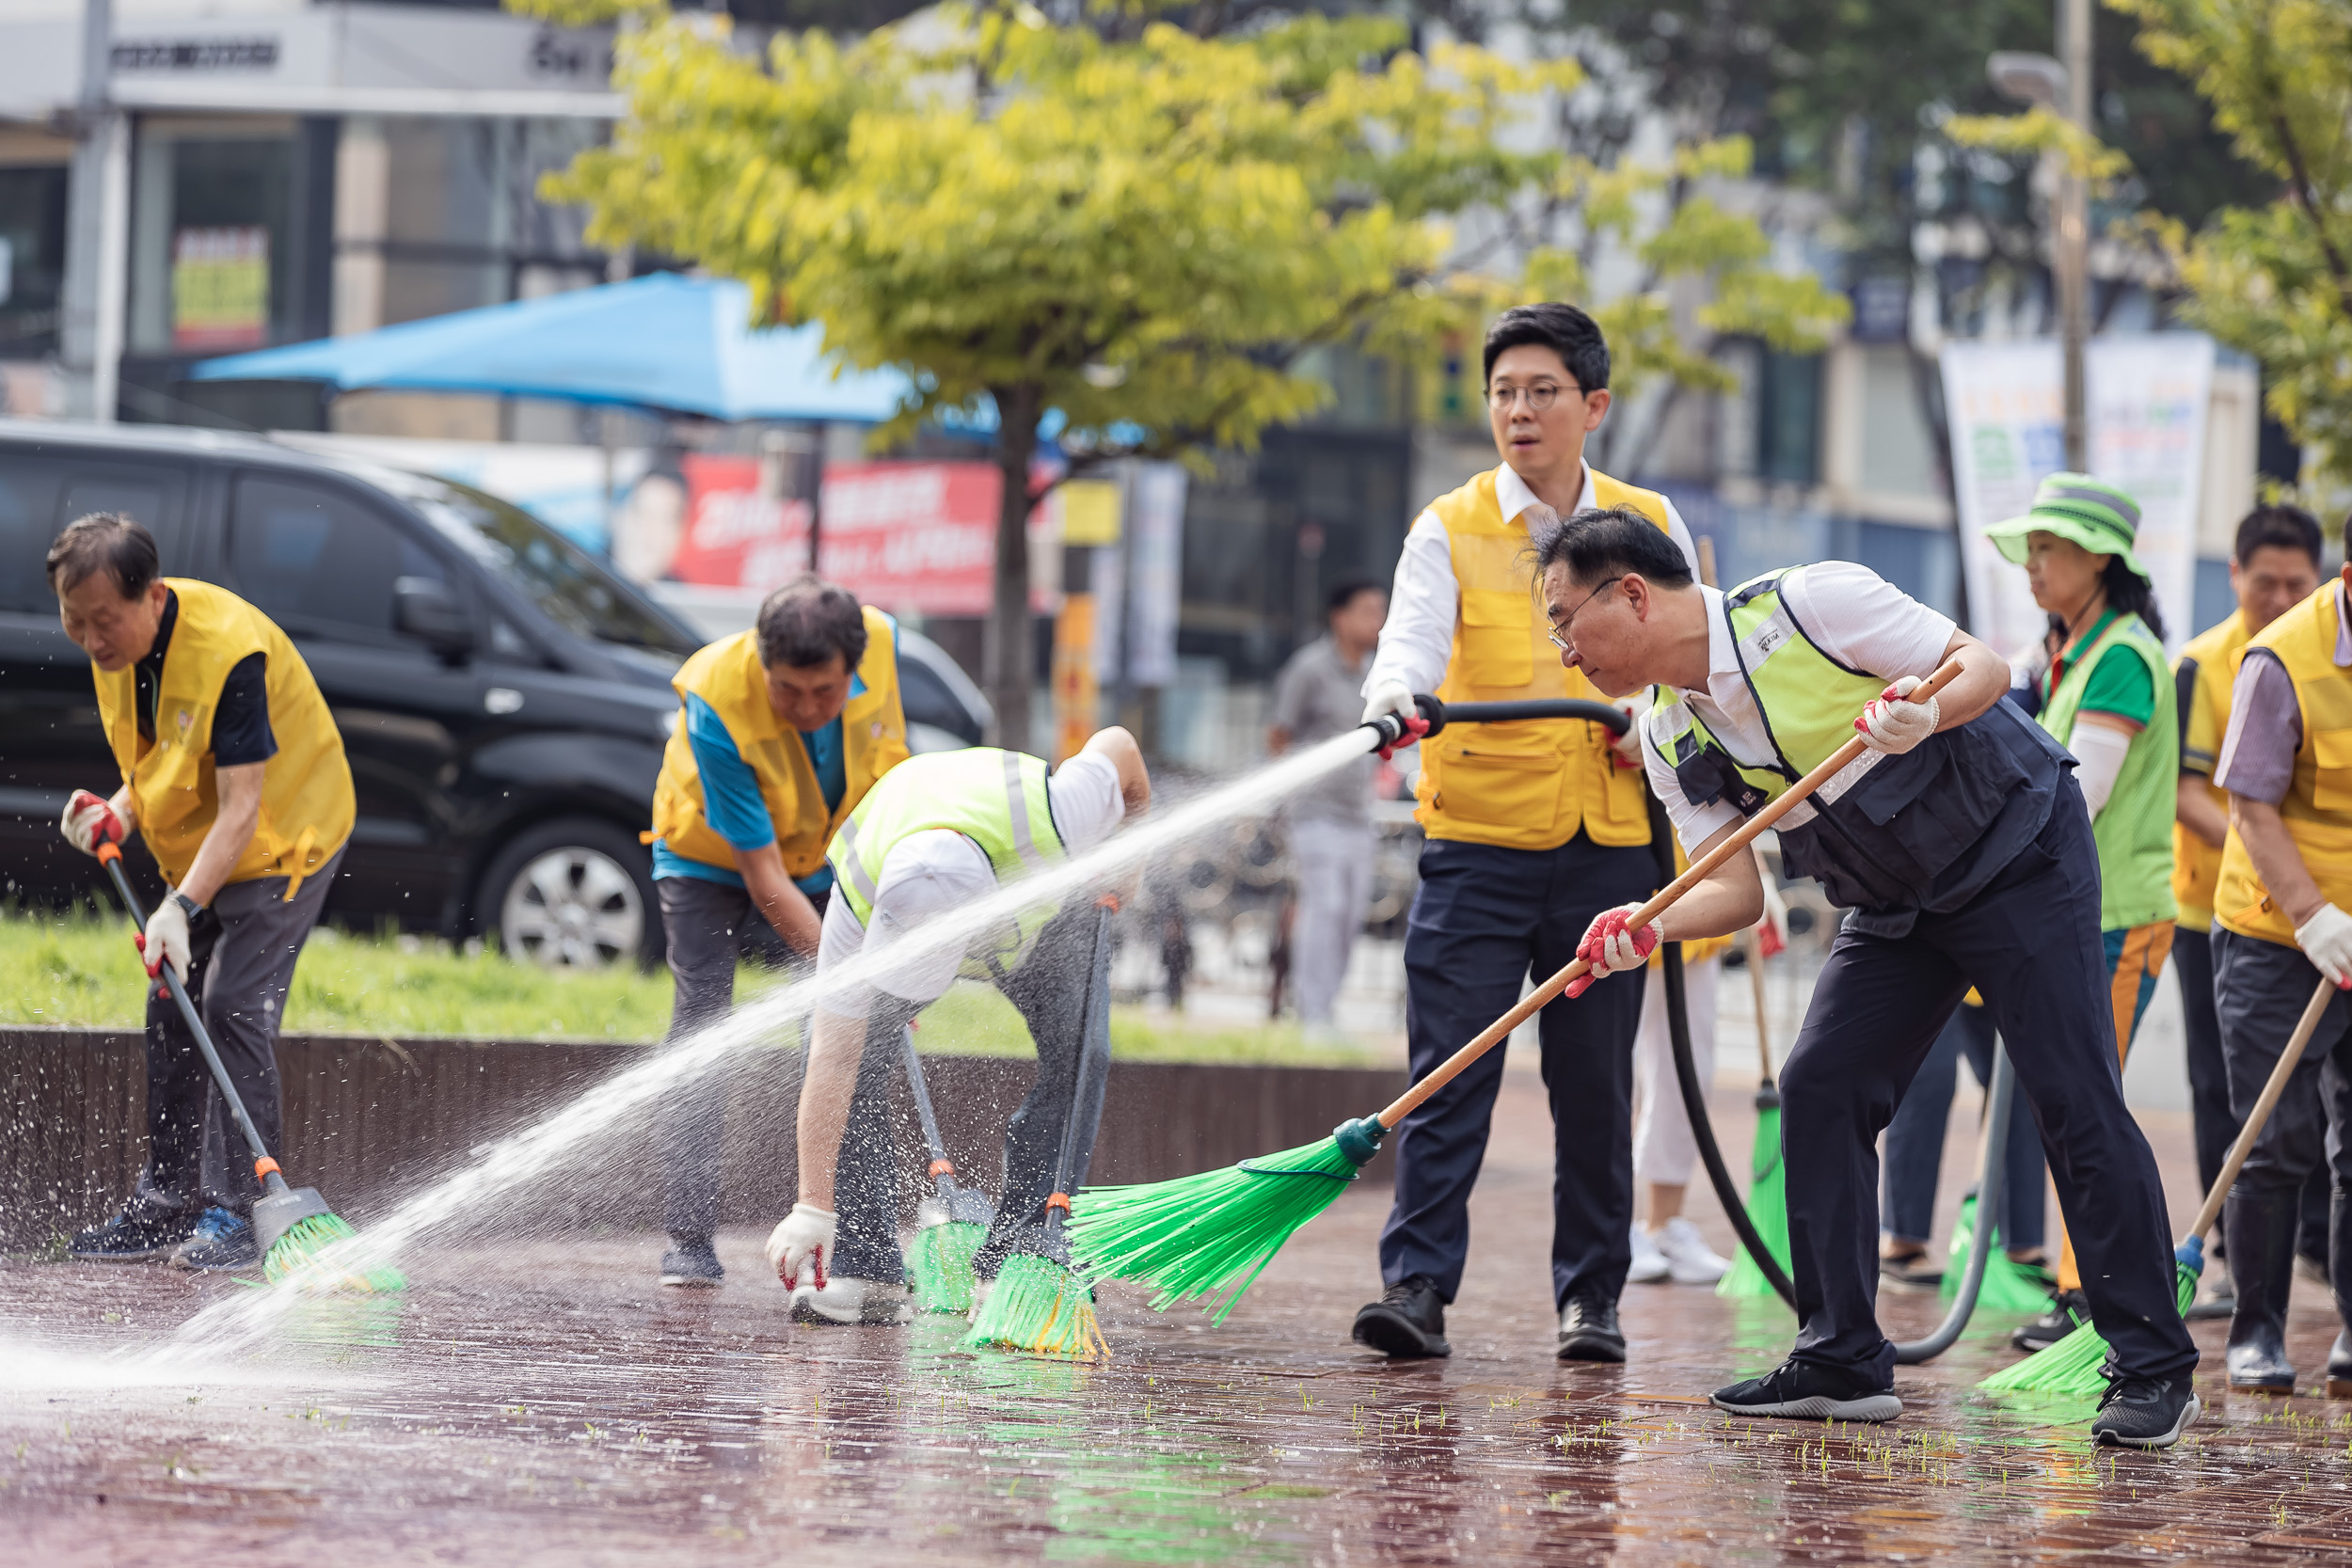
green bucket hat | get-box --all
[1983,472,2151,581]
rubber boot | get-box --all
[2224,1187,2299,1392]
[2328,1182,2352,1399]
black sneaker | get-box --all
[659,1236,724,1288]
[2012,1289,2090,1354]
[168,1207,258,1272]
[1352,1276,1450,1358]
[2090,1372,2199,1449]
[1556,1291,1626,1363]
[1712,1358,1902,1423]
[69,1195,198,1262]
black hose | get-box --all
[1646,793,1799,1309]
[1891,1043,2015,1364]
[1410,694,1629,738]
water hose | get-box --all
[1891,1043,2015,1364]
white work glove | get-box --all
[1855,676,1939,755]
[1566,903,1661,999]
[138,896,192,988]
[1361,677,1415,727]
[60,788,123,856]
[2296,904,2352,990]
[765,1202,838,1289]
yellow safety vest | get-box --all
[92,578,353,896]
[2216,584,2352,945]
[1417,467,1665,851]
[648,607,909,880]
[2172,609,2249,932]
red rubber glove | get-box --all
[1565,903,1661,998]
[1377,714,1429,762]
[60,789,123,856]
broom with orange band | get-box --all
[900,1023,997,1315]
[964,896,1118,1359]
[96,842,404,1294]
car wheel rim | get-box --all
[500,845,644,969]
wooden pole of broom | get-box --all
[2185,975,2337,1246]
[1368,656,1969,1132]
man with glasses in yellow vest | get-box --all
[766,728,1152,1323]
[1354,302,1701,1364]
[48,513,354,1274]
[644,574,909,1288]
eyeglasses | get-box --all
[1546,576,1623,653]
[1487,380,1574,414]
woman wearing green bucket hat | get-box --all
[1985,472,2180,1354]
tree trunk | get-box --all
[982,385,1044,753]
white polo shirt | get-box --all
[1363,461,1699,701]
[815,750,1126,1017]
[1640,563,1957,850]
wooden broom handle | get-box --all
[1743,925,1772,1083]
[2187,974,2338,1243]
[1375,657,1968,1130]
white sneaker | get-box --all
[1656,1217,1729,1285]
[1628,1222,1670,1283]
[789,1275,913,1325]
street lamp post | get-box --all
[59,0,129,424]
[1989,30,2090,471]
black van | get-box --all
[0,419,987,967]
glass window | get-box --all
[374,467,697,657]
[0,453,190,613]
[0,165,70,359]
[228,473,447,644]
[0,460,63,613]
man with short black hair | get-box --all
[48,513,355,1272]
[645,572,910,1287]
[2173,504,2326,1320]
[1355,302,1700,1365]
[1268,577,1389,1038]
[1539,505,2200,1449]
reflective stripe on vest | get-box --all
[826,747,1066,929]
[90,578,355,894]
[2217,583,2352,945]
[2036,610,2179,930]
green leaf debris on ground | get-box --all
[0,909,1380,1066]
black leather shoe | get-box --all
[1556,1291,1626,1363]
[1353,1276,1451,1359]
[2327,1330,2352,1400]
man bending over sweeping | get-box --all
[766,728,1152,1323]
[1541,504,2200,1449]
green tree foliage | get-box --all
[524,0,1843,745]
[2113,0,2352,485]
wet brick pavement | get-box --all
[6,1067,2352,1566]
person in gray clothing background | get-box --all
[1267,578,1388,1039]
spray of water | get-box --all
[155,729,1382,1360]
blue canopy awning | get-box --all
[190,273,913,424]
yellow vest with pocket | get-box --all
[1417,467,1667,850]
[2172,610,2249,931]
[2216,584,2352,945]
[93,578,354,896]
[649,608,909,880]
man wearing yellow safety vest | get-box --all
[2207,522,2352,1395]
[1355,303,1701,1364]
[48,513,354,1274]
[1547,505,2200,1449]
[767,729,1152,1323]
[644,574,909,1288]
[2170,505,2324,1323]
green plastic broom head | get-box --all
[262,1209,407,1295]
[1978,1258,2198,1397]
[964,1252,1106,1360]
[1718,1105,1790,1301]
[1069,1121,1375,1324]
[908,1215,987,1315]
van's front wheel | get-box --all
[479,816,660,970]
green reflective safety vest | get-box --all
[826,746,1067,978]
[1645,566,2069,930]
[2036,611,2178,930]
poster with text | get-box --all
[1941,334,2213,657]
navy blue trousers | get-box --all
[1784,777,2197,1385]
[1379,832,1654,1308]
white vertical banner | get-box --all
[1124,461,1187,688]
[1942,333,2213,656]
